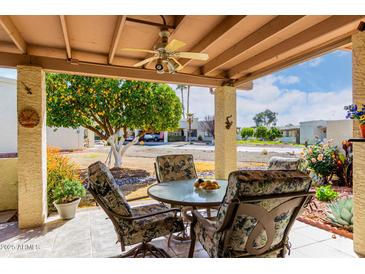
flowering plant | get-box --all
[302,140,338,183]
[344,104,365,124]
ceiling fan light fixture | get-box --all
[155,58,164,73]
[167,59,179,74]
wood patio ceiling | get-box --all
[0,15,364,88]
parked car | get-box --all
[143,133,163,142]
[125,136,135,142]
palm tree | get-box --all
[176,84,187,118]
[186,85,192,143]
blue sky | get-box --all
[175,50,352,127]
[0,50,352,127]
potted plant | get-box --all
[344,104,365,137]
[53,179,86,220]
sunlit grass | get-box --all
[237,139,304,147]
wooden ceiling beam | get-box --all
[59,15,72,60]
[233,35,352,87]
[179,15,246,68]
[0,16,27,54]
[0,51,226,88]
[125,17,175,30]
[108,15,127,64]
[228,15,364,79]
[201,16,305,75]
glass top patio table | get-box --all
[147,179,228,207]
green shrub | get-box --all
[241,127,255,139]
[315,185,339,202]
[53,179,86,204]
[302,141,338,183]
[267,127,282,141]
[254,126,268,139]
[47,147,81,208]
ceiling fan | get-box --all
[121,17,209,74]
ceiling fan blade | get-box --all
[176,52,209,61]
[133,56,159,67]
[170,57,184,71]
[165,39,186,52]
[121,48,157,54]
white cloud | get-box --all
[277,75,300,85]
[236,76,352,127]
[170,75,352,129]
[170,84,214,119]
[306,57,322,67]
[0,68,16,79]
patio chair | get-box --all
[154,154,206,242]
[188,169,313,258]
[87,161,185,258]
[154,154,198,183]
[267,156,306,172]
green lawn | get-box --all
[237,139,304,147]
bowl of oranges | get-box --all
[194,178,220,192]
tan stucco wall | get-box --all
[327,120,352,150]
[17,66,47,228]
[0,158,18,210]
[353,31,365,138]
[352,31,365,258]
[214,86,237,179]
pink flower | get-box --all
[311,158,317,163]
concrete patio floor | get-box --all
[0,204,358,258]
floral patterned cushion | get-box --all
[155,154,197,182]
[197,170,311,257]
[88,161,184,246]
[122,203,185,245]
[88,161,132,216]
[267,156,306,173]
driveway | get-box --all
[91,142,302,163]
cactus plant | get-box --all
[325,197,353,231]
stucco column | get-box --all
[17,66,47,228]
[214,85,237,179]
[352,29,365,258]
[353,30,365,138]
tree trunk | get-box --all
[107,132,142,168]
[187,85,190,115]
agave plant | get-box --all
[325,197,353,231]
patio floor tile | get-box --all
[288,230,318,249]
[295,225,335,242]
[0,207,358,258]
[294,241,355,258]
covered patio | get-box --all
[1,15,365,258]
[0,203,357,258]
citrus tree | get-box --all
[240,127,254,139]
[254,126,269,139]
[46,74,182,167]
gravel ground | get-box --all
[69,142,301,168]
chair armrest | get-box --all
[192,209,217,232]
[126,195,149,202]
[111,207,181,221]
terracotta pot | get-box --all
[360,124,365,138]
